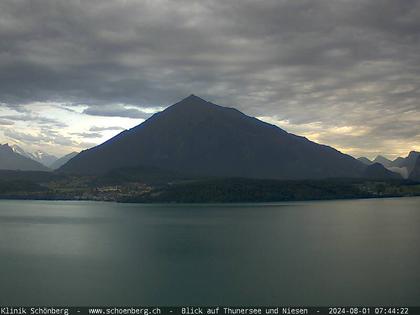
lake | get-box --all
[1,198,420,306]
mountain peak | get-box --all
[185,94,206,101]
[1,143,13,152]
[373,155,392,167]
[158,94,232,120]
[0,143,49,171]
[357,157,373,165]
[375,155,390,160]
[60,95,380,179]
[173,94,212,108]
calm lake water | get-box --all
[1,198,420,306]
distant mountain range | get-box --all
[359,151,420,179]
[0,144,78,171]
[0,144,49,171]
[59,95,398,180]
[11,145,58,167]
[2,95,416,182]
[357,157,373,165]
[50,151,79,170]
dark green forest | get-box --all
[0,169,419,203]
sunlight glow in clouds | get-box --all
[0,103,147,156]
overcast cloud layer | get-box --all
[0,0,419,158]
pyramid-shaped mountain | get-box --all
[60,95,393,180]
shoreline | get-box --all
[1,192,419,204]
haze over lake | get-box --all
[1,198,420,306]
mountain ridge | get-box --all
[59,95,398,180]
[409,156,420,181]
[11,144,58,167]
[50,152,79,170]
[0,144,50,171]
[360,151,420,179]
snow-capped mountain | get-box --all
[10,145,58,168]
[30,150,58,167]
[1,144,49,171]
[11,144,33,159]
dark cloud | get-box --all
[89,126,125,132]
[4,129,51,144]
[71,132,103,138]
[0,0,419,156]
[0,112,67,127]
[0,119,14,125]
[83,104,150,119]
[4,128,75,147]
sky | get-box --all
[0,0,419,159]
